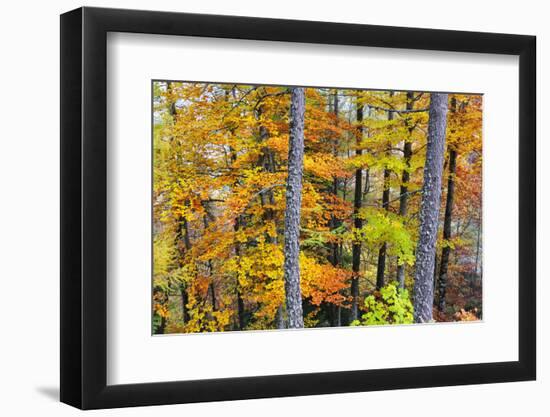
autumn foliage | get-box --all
[152,82,482,334]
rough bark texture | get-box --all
[283,88,305,329]
[396,92,414,289]
[438,148,457,312]
[350,101,363,322]
[413,93,448,323]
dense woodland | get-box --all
[152,81,482,334]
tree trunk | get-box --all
[351,99,363,322]
[396,92,414,289]
[283,87,306,329]
[376,176,390,290]
[167,82,192,326]
[413,93,448,323]
[233,216,246,330]
[437,147,457,312]
[328,90,342,325]
[180,288,190,323]
[376,101,393,289]
[475,217,482,279]
[237,291,245,330]
[376,166,391,289]
[203,215,217,312]
[330,90,342,268]
[257,102,285,329]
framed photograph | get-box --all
[60,6,536,410]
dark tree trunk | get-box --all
[237,291,245,330]
[166,82,191,327]
[208,283,217,311]
[203,215,217,312]
[177,216,191,324]
[351,99,363,322]
[413,93,449,323]
[396,92,414,288]
[330,90,342,269]
[328,90,342,325]
[180,288,190,323]
[158,317,167,334]
[437,148,457,312]
[376,168,391,289]
[167,81,177,118]
[376,101,393,289]
[363,169,371,198]
[256,102,286,329]
[233,216,247,330]
[283,88,306,329]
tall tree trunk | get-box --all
[413,93,449,323]
[475,217,482,280]
[233,216,246,330]
[351,98,363,322]
[225,87,247,330]
[437,147,457,312]
[376,97,393,289]
[376,99,393,289]
[396,92,414,289]
[330,90,342,269]
[167,81,192,326]
[203,215,217,312]
[257,102,285,329]
[328,90,342,326]
[375,169,390,289]
[180,289,190,324]
[283,87,306,329]
[179,216,191,323]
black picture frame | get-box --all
[60,6,536,410]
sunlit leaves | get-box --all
[151,82,482,333]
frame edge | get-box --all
[60,7,84,409]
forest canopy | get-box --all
[152,81,482,334]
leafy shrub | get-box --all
[351,282,414,326]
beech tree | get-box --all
[283,87,306,328]
[414,93,449,323]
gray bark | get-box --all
[283,88,306,329]
[413,93,448,323]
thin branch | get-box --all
[220,87,258,121]
[253,90,289,111]
[241,184,285,213]
[368,105,429,114]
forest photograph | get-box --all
[152,81,483,335]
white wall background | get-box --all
[0,0,544,415]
